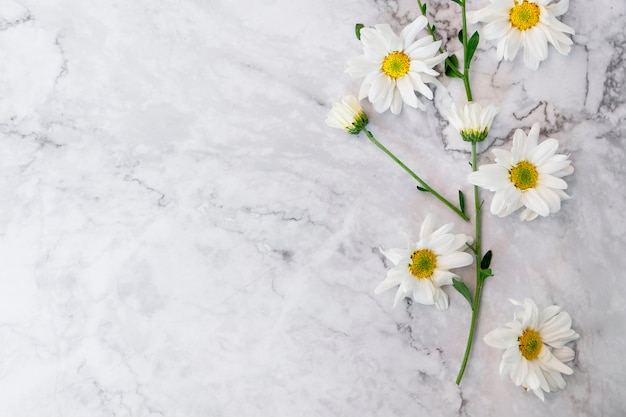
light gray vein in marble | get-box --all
[0,0,625,415]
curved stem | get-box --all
[363,128,469,221]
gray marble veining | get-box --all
[0,0,624,415]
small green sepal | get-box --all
[465,31,480,66]
[416,185,429,192]
[479,268,493,282]
[355,23,364,40]
[480,250,492,270]
[445,55,462,78]
[453,278,473,307]
[458,190,466,214]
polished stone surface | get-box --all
[1,0,625,415]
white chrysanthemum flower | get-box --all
[444,102,498,142]
[325,95,369,134]
[345,16,448,114]
[468,123,574,221]
[483,298,579,400]
[468,0,575,70]
[375,214,473,310]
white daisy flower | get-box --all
[467,123,574,221]
[345,16,448,114]
[443,102,499,142]
[375,214,473,310]
[325,95,369,135]
[483,298,579,400]
[468,0,575,70]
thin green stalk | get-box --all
[460,0,473,101]
[454,0,487,385]
[363,128,469,221]
[417,0,464,78]
[455,141,484,385]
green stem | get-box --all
[417,0,464,78]
[460,0,473,101]
[363,128,469,221]
[455,141,483,385]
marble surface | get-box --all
[1,0,625,415]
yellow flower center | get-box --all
[409,249,437,279]
[382,51,411,79]
[510,160,538,190]
[518,329,542,360]
[510,1,540,31]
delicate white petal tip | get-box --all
[469,0,574,69]
[374,214,473,309]
[470,123,573,220]
[484,298,579,400]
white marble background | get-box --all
[0,0,625,415]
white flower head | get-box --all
[444,102,498,142]
[484,298,580,400]
[468,0,575,70]
[345,16,448,115]
[375,214,473,310]
[468,123,574,221]
[325,95,369,135]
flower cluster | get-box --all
[325,0,578,401]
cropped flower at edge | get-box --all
[375,214,473,310]
[325,95,369,135]
[444,102,498,142]
[483,298,580,400]
[468,123,574,221]
[468,0,575,70]
[345,15,448,114]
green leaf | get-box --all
[445,55,462,78]
[416,185,429,192]
[458,28,463,43]
[458,190,466,214]
[479,268,493,282]
[355,23,364,40]
[453,278,473,307]
[465,31,480,65]
[480,249,492,270]
[450,0,463,6]
[420,3,427,14]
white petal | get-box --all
[535,185,562,213]
[400,15,428,48]
[380,247,410,265]
[546,0,570,16]
[468,164,511,190]
[390,88,403,115]
[433,288,450,310]
[419,213,435,240]
[484,327,519,349]
[538,173,568,190]
[552,346,575,363]
[396,75,418,108]
[437,252,474,270]
[413,278,436,305]
[522,188,550,217]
